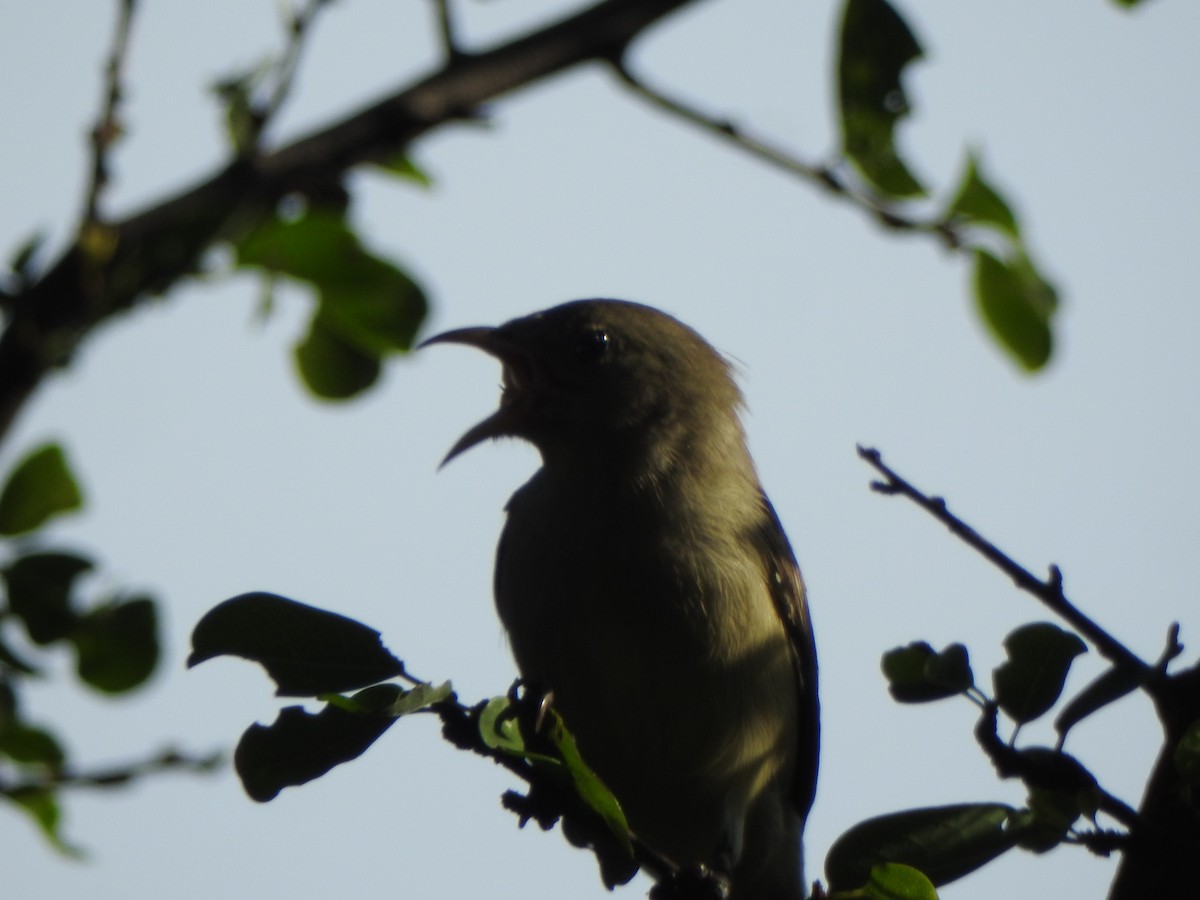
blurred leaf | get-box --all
[0,721,66,766]
[1174,719,1200,786]
[945,152,1020,238]
[3,551,92,645]
[864,863,939,900]
[0,636,40,676]
[234,701,399,802]
[0,444,84,536]
[1054,663,1144,740]
[294,316,382,399]
[972,249,1058,372]
[8,788,84,858]
[373,154,434,188]
[993,623,1086,724]
[8,230,47,282]
[189,592,405,696]
[826,803,1017,891]
[236,208,427,353]
[882,641,972,702]
[71,596,159,693]
[837,0,925,197]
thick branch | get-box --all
[0,0,702,445]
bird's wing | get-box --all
[755,492,820,821]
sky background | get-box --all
[3,1,1198,898]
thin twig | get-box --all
[83,0,139,225]
[431,0,466,60]
[857,445,1152,677]
[608,58,964,252]
[0,747,222,796]
[256,0,335,144]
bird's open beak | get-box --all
[419,326,537,467]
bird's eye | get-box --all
[577,327,611,363]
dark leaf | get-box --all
[825,803,1018,891]
[71,596,159,693]
[882,641,971,702]
[189,592,405,696]
[234,701,399,802]
[3,551,92,645]
[993,623,1086,724]
[0,721,66,766]
[945,151,1020,238]
[1173,718,1200,786]
[972,249,1057,372]
[8,230,47,282]
[1054,663,1144,740]
[0,444,85,536]
[837,0,926,197]
[294,316,381,400]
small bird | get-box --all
[424,299,818,899]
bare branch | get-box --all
[856,445,1152,677]
[82,0,139,225]
[609,58,964,251]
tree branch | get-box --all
[0,0,704,446]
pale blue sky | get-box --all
[3,2,1198,899]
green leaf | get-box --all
[881,641,972,702]
[972,249,1058,372]
[189,592,406,696]
[993,622,1086,724]
[479,695,528,755]
[3,551,92,645]
[234,701,399,802]
[1173,719,1200,786]
[0,444,84,536]
[945,152,1019,238]
[7,788,85,858]
[826,803,1017,891]
[837,0,926,198]
[545,708,633,855]
[373,154,435,188]
[865,863,939,900]
[71,596,159,693]
[236,208,427,355]
[321,681,452,717]
[294,316,382,400]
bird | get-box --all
[423,299,818,899]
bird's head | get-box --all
[422,299,746,479]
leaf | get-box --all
[864,863,939,900]
[294,316,382,399]
[71,596,159,694]
[1054,663,1144,740]
[7,788,85,858]
[972,249,1058,372]
[945,151,1020,238]
[3,551,92,645]
[236,208,427,354]
[545,708,633,855]
[993,623,1086,724]
[8,230,47,282]
[881,642,972,702]
[321,681,452,717]
[837,0,926,198]
[479,695,528,755]
[825,803,1017,891]
[373,154,435,188]
[1173,719,1200,786]
[0,721,66,766]
[189,592,406,696]
[0,444,84,536]
[234,702,399,802]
